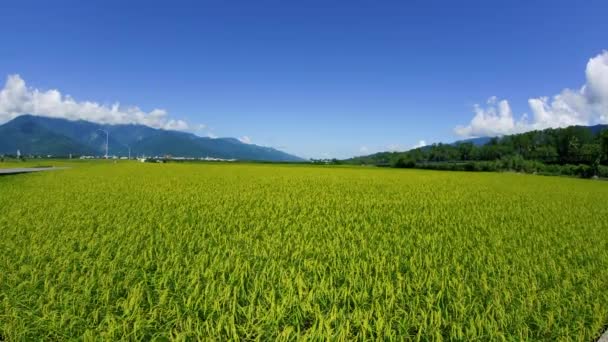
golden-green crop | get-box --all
[1,162,607,340]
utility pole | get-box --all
[119,142,131,159]
[97,129,109,159]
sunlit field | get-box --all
[1,162,607,340]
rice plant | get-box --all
[1,162,607,340]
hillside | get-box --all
[0,115,303,162]
[345,124,608,171]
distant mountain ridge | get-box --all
[451,136,493,146]
[0,115,303,161]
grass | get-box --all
[1,162,607,340]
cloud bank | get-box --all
[0,74,191,131]
[238,136,252,144]
[412,140,427,149]
[455,51,608,137]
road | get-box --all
[0,167,68,175]
[599,328,608,342]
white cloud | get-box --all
[359,146,369,154]
[455,51,608,137]
[455,97,528,137]
[164,119,189,131]
[239,136,252,144]
[0,74,193,131]
[412,140,427,149]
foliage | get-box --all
[1,162,608,340]
[347,125,608,178]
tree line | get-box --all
[346,125,608,178]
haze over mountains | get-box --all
[0,115,303,161]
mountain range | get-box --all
[0,115,303,162]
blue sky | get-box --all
[1,0,607,159]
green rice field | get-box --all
[1,162,607,340]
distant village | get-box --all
[81,155,237,163]
[0,150,237,163]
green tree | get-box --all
[457,143,474,161]
[579,144,601,165]
[393,156,415,168]
[601,129,608,163]
[567,136,581,163]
